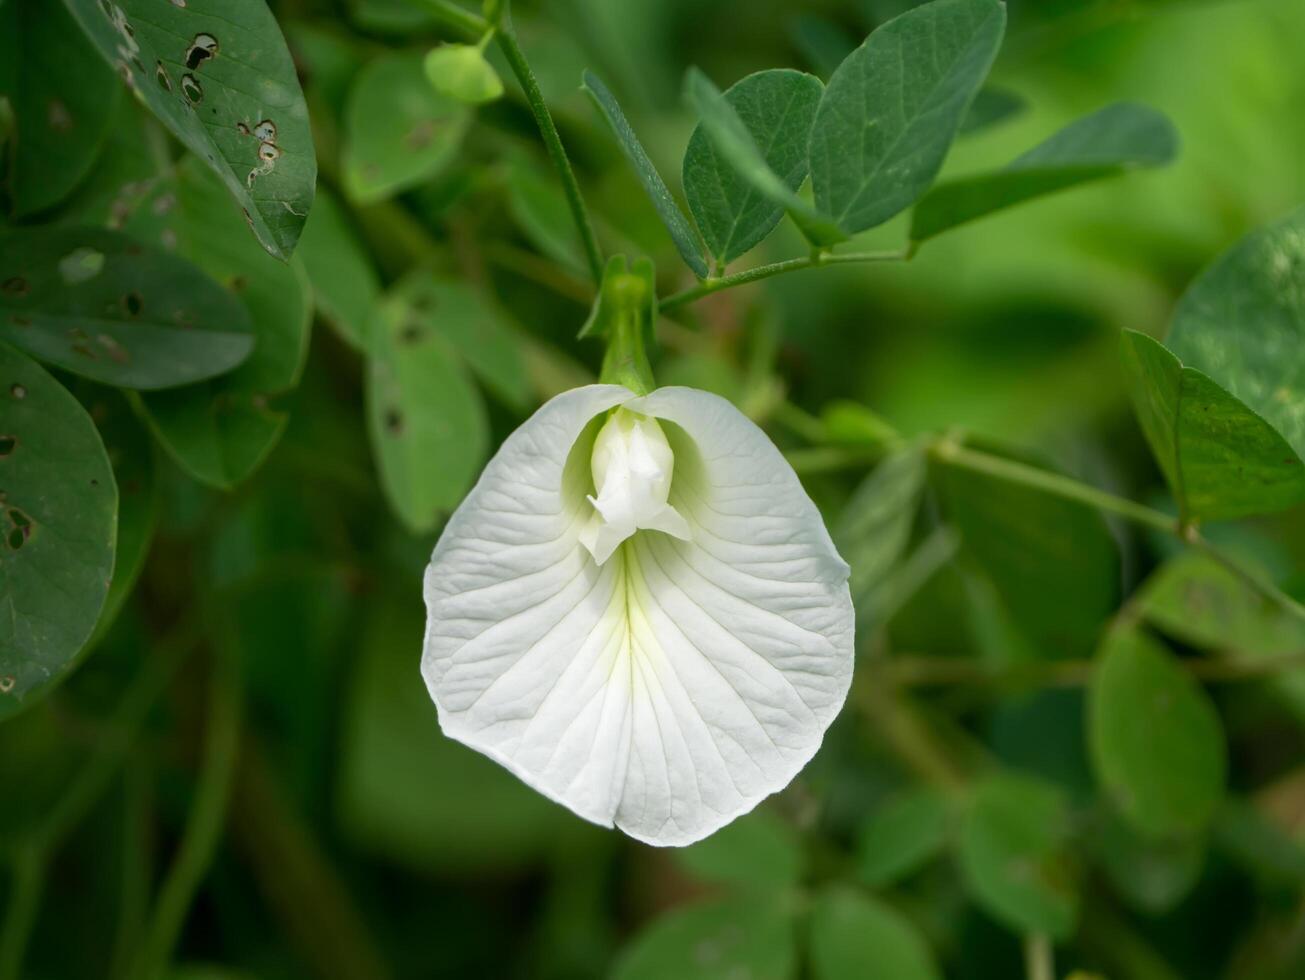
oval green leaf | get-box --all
[129,160,312,490]
[675,809,804,889]
[912,102,1178,243]
[809,888,942,980]
[3,0,120,216]
[683,69,825,263]
[296,185,380,351]
[62,0,316,259]
[1089,626,1227,839]
[835,446,926,616]
[582,70,710,279]
[857,787,954,887]
[1167,207,1305,462]
[0,226,254,389]
[613,894,797,980]
[809,0,1006,234]
[958,772,1079,939]
[366,282,488,533]
[344,51,471,204]
[0,344,116,720]
[1120,330,1305,521]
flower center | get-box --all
[578,408,691,565]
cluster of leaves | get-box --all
[2,0,1305,978]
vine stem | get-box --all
[410,0,605,284]
[659,249,911,313]
[495,23,605,285]
[930,438,1305,624]
[127,648,242,980]
[0,848,43,980]
[1024,934,1054,980]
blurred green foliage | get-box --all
[2,0,1305,978]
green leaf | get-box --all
[506,161,586,275]
[857,787,954,887]
[1136,551,1305,657]
[1167,207,1305,461]
[1089,626,1227,839]
[425,43,504,105]
[682,69,827,262]
[912,103,1178,242]
[0,226,254,389]
[808,888,942,980]
[2,0,120,216]
[582,70,709,279]
[343,51,471,204]
[613,893,797,980]
[958,86,1025,137]
[62,0,316,259]
[933,443,1120,660]
[675,810,804,889]
[1092,809,1206,914]
[790,15,857,80]
[366,280,488,533]
[130,160,312,490]
[0,344,116,721]
[958,772,1079,939]
[809,0,1006,234]
[337,596,577,873]
[383,273,529,409]
[81,387,156,648]
[1120,330,1305,521]
[835,446,926,615]
[295,185,379,351]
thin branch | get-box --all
[659,248,910,313]
[1024,934,1054,980]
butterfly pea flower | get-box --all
[421,384,855,846]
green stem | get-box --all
[932,438,1305,624]
[932,438,1179,534]
[128,649,242,980]
[1024,934,1054,980]
[659,249,910,313]
[496,18,605,285]
[409,0,488,37]
[0,848,43,980]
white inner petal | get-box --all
[578,408,691,565]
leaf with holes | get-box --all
[1089,626,1227,839]
[61,0,316,259]
[809,0,1006,234]
[613,893,797,980]
[0,226,254,389]
[343,51,471,204]
[128,159,312,490]
[582,70,709,279]
[1120,330,1305,521]
[2,0,121,216]
[366,281,488,533]
[1167,207,1305,462]
[809,888,942,980]
[296,185,379,351]
[912,102,1178,242]
[682,69,827,262]
[0,344,116,721]
[958,772,1079,939]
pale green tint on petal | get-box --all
[422,386,855,846]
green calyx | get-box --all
[424,37,504,105]
[583,255,657,395]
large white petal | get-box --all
[422,385,855,847]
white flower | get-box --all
[421,385,855,846]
